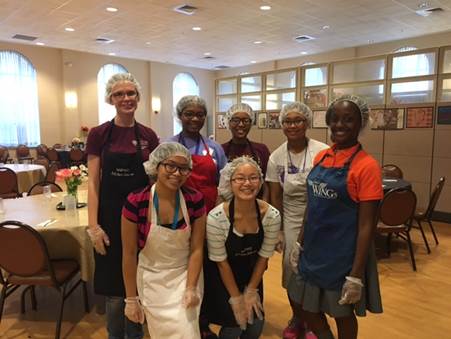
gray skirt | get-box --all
[287,244,383,318]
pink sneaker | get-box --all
[282,319,305,339]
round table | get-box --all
[382,178,412,193]
[2,164,47,193]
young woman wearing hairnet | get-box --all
[265,102,328,339]
[220,103,270,200]
[86,73,159,338]
[206,156,281,338]
[288,95,383,339]
[121,142,206,338]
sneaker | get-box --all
[282,318,305,339]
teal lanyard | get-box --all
[153,190,181,230]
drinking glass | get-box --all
[43,185,52,199]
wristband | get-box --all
[345,276,364,286]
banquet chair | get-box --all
[33,157,50,171]
[28,181,63,196]
[36,144,49,159]
[0,220,89,339]
[413,177,446,249]
[382,164,403,179]
[16,144,33,164]
[0,167,19,199]
[377,188,417,270]
[0,146,12,164]
[46,148,61,168]
[69,148,85,166]
[45,163,59,183]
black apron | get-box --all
[208,199,265,327]
[94,120,148,296]
[224,139,261,167]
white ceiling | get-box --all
[1,0,451,70]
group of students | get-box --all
[86,72,383,339]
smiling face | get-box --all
[180,104,207,135]
[156,155,190,191]
[110,81,139,117]
[229,111,252,140]
[282,111,308,142]
[230,163,261,201]
[328,101,361,149]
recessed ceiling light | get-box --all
[301,51,308,55]
[65,27,75,32]
[108,52,116,56]
[253,41,263,44]
[36,42,45,46]
[145,41,151,45]
[250,60,257,64]
[106,7,118,12]
[322,25,330,30]
[192,26,202,31]
[260,5,271,10]
[204,52,211,56]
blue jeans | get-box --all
[105,296,144,339]
[219,319,264,339]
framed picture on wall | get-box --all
[370,108,404,130]
[406,107,434,128]
[257,112,267,129]
[268,112,281,129]
[437,106,451,125]
[312,110,327,128]
[217,114,227,129]
[303,88,327,109]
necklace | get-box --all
[287,140,308,174]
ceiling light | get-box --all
[108,52,116,56]
[260,5,271,10]
[301,51,308,55]
[106,7,118,12]
[36,42,45,46]
[204,52,211,56]
[192,26,202,31]
[65,27,75,32]
[253,40,263,44]
[250,60,257,64]
[322,25,330,30]
[145,41,151,45]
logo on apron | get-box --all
[308,179,338,199]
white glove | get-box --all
[289,241,303,273]
[338,276,364,305]
[87,224,110,255]
[228,295,247,330]
[124,296,145,324]
[182,287,201,308]
[243,287,264,324]
[275,230,285,253]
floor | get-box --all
[0,220,450,338]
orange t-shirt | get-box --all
[313,143,383,203]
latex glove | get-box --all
[87,224,110,255]
[182,287,200,308]
[228,295,247,330]
[289,241,303,273]
[124,296,145,324]
[275,230,285,253]
[243,287,264,324]
[338,276,364,305]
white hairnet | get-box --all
[143,142,192,177]
[326,94,370,130]
[175,95,207,119]
[225,103,255,129]
[217,156,263,201]
[105,73,141,104]
[278,102,312,127]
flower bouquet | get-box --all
[56,165,88,200]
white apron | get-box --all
[281,146,314,288]
[137,185,203,338]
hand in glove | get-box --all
[275,231,285,253]
[228,295,247,330]
[289,241,303,273]
[338,276,364,305]
[182,287,200,308]
[124,296,145,324]
[87,224,110,255]
[243,287,264,324]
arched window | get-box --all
[97,63,128,124]
[0,50,40,146]
[173,73,200,135]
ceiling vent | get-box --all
[12,34,37,41]
[95,37,115,44]
[215,65,230,69]
[415,7,444,16]
[294,35,315,43]
[174,4,198,15]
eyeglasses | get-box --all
[182,111,207,119]
[231,176,261,184]
[159,162,191,176]
[229,117,252,126]
[282,119,307,127]
[111,90,138,100]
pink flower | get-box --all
[56,168,73,179]
[73,169,81,176]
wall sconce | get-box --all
[65,90,78,109]
[152,97,161,114]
